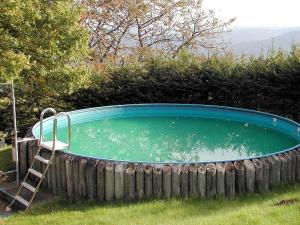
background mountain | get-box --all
[227,27,300,56]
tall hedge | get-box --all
[65,50,300,123]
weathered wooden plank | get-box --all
[272,155,281,186]
[266,156,276,188]
[72,157,80,201]
[96,161,106,202]
[296,149,300,182]
[65,156,74,202]
[105,162,115,201]
[278,154,287,184]
[46,151,52,191]
[40,150,48,189]
[225,162,235,197]
[162,165,172,199]
[216,163,225,197]
[172,166,181,198]
[181,165,189,198]
[55,152,63,195]
[283,152,292,183]
[125,164,136,200]
[19,141,28,178]
[79,158,87,199]
[197,165,206,198]
[144,165,153,198]
[234,161,245,195]
[206,163,216,198]
[86,159,97,200]
[288,150,296,183]
[60,153,67,193]
[189,165,198,198]
[136,164,145,199]
[244,160,255,193]
[114,163,125,201]
[153,166,163,198]
[260,158,270,192]
[253,159,263,193]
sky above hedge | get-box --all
[204,0,300,28]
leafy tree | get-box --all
[81,0,234,62]
[0,0,90,96]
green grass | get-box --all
[0,184,299,225]
[0,146,299,225]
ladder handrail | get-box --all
[56,112,71,147]
[39,108,57,145]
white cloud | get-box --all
[203,0,300,28]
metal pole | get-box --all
[11,82,19,186]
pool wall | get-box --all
[18,137,300,201]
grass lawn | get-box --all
[0,146,299,225]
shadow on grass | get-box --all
[24,183,300,218]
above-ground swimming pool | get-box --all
[18,104,300,202]
[32,104,300,163]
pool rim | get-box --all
[32,103,300,165]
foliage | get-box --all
[66,48,300,123]
[0,0,90,95]
[81,0,234,62]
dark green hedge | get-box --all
[1,50,300,140]
[65,52,300,123]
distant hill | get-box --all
[226,28,300,56]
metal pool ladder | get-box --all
[7,108,71,211]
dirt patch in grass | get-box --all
[274,199,299,206]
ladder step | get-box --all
[15,196,29,207]
[28,168,43,178]
[34,155,50,164]
[21,182,36,192]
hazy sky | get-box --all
[204,0,300,28]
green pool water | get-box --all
[45,116,299,163]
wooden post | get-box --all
[260,158,270,192]
[46,151,52,191]
[181,165,189,198]
[189,165,198,198]
[206,163,216,198]
[198,165,206,198]
[72,157,80,201]
[216,163,225,197]
[172,166,181,198]
[144,165,153,198]
[272,155,281,186]
[60,153,67,193]
[253,159,263,193]
[79,158,88,199]
[288,151,296,183]
[105,162,115,201]
[65,156,74,202]
[85,159,97,200]
[244,160,255,193]
[19,141,28,178]
[234,161,245,195]
[266,156,276,188]
[114,163,125,201]
[225,162,235,197]
[136,164,145,199]
[40,150,48,189]
[296,149,300,182]
[153,166,163,198]
[96,161,106,202]
[55,152,63,195]
[283,152,292,183]
[125,164,136,200]
[278,154,287,184]
[162,165,172,199]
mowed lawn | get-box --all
[0,146,300,225]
